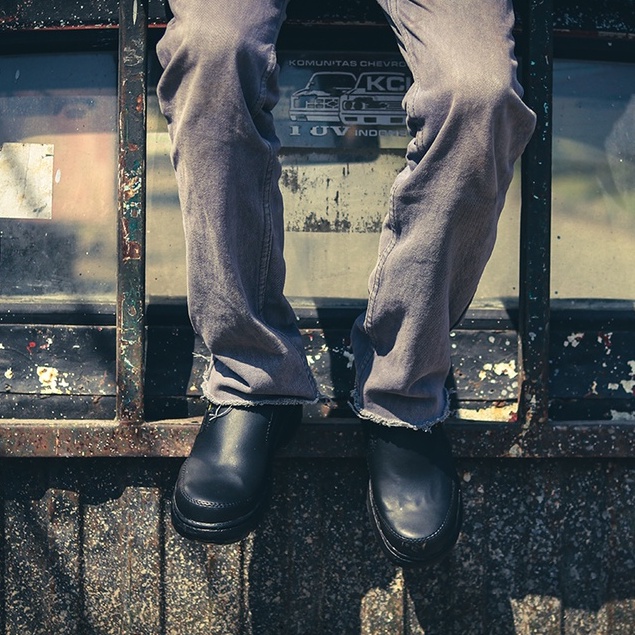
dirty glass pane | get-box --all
[146,51,521,303]
[0,53,117,301]
[552,59,635,300]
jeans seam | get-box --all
[394,0,419,86]
[257,143,275,318]
[363,202,398,352]
[363,0,412,351]
[252,46,278,117]
[256,145,320,396]
[253,13,319,397]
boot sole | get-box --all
[170,406,301,544]
[171,487,270,545]
[367,484,463,568]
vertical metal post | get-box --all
[116,0,148,423]
[518,0,553,427]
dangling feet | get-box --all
[171,403,301,544]
[365,422,463,566]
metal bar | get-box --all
[116,0,148,424]
[0,419,633,459]
[518,0,554,429]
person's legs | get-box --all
[353,0,536,428]
[157,0,319,406]
[157,0,316,542]
[356,0,536,565]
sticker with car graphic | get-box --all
[275,53,413,149]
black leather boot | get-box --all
[366,422,462,567]
[171,403,301,543]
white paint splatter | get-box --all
[4,368,13,379]
[508,444,523,457]
[481,360,518,379]
[455,404,517,422]
[608,383,619,391]
[37,366,61,393]
[35,366,70,393]
[55,169,62,184]
[609,410,635,421]
[620,379,635,395]
[564,333,584,348]
[329,347,355,369]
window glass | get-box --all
[0,53,117,301]
[551,59,635,299]
[146,51,522,303]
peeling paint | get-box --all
[480,360,518,379]
[508,443,524,457]
[455,404,517,422]
[341,350,354,369]
[36,366,70,394]
[620,379,635,395]
[39,337,54,351]
[610,410,635,421]
[564,333,585,348]
[37,366,61,393]
[620,361,635,394]
[598,332,613,354]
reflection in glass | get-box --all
[147,55,635,305]
[552,60,635,300]
[0,53,117,301]
[146,51,522,303]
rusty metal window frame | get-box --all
[113,0,635,457]
[0,0,634,458]
[117,0,147,425]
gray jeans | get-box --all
[156,0,536,429]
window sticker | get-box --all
[0,143,54,220]
[275,53,412,150]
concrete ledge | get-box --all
[1,455,634,633]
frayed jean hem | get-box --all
[202,390,325,408]
[348,388,451,432]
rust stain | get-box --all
[122,174,141,201]
[122,240,141,261]
[120,218,142,260]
